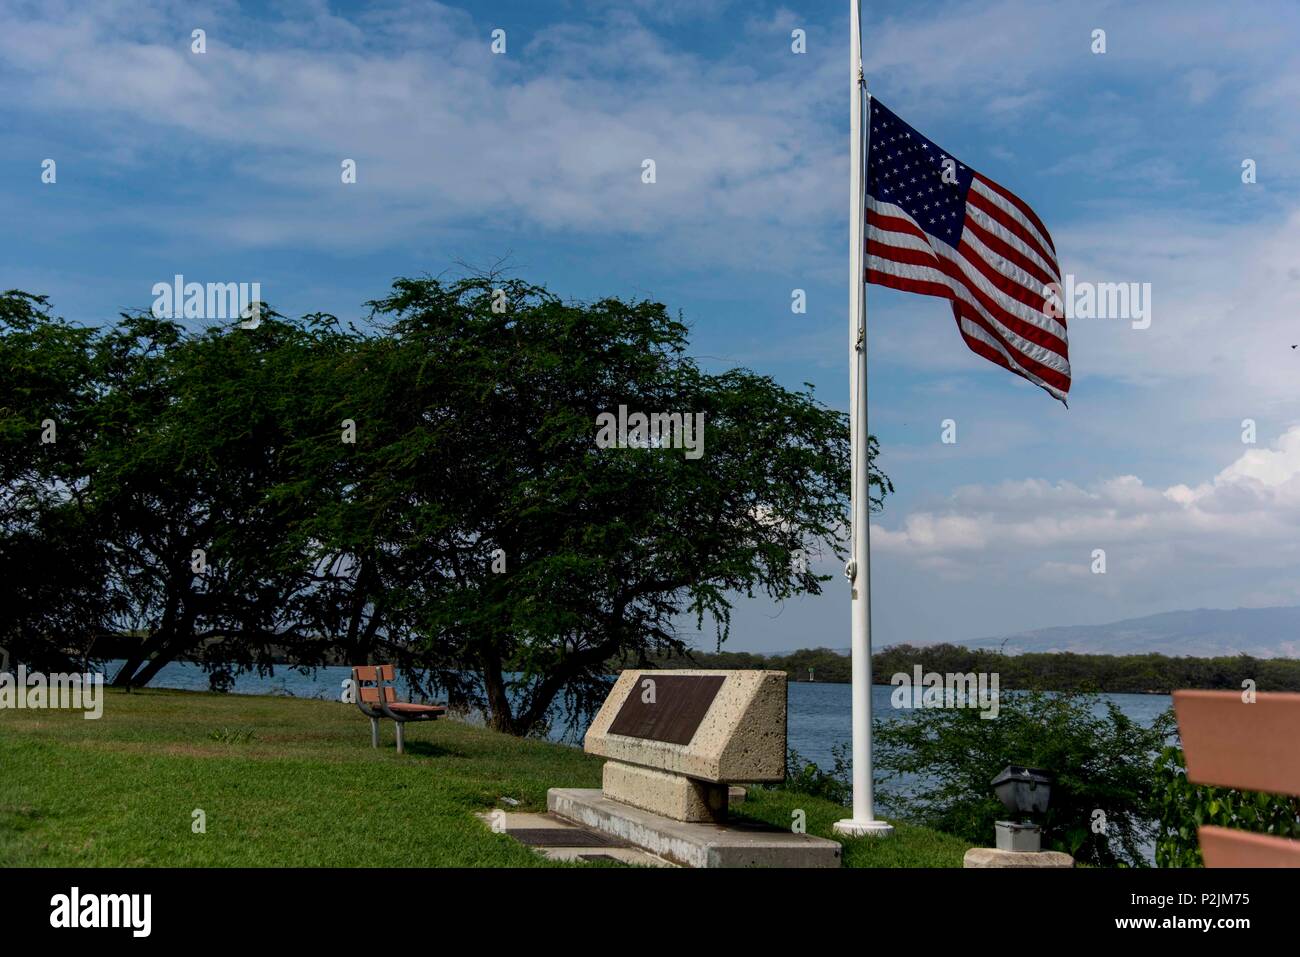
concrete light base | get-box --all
[833,818,895,838]
[549,787,841,868]
[963,847,1075,868]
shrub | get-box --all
[1151,745,1300,867]
[776,746,851,806]
[873,690,1174,867]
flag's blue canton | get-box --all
[867,98,974,246]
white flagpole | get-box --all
[834,0,893,839]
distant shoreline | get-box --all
[784,677,1175,695]
[628,643,1300,695]
[81,641,1300,697]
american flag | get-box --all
[865,97,1071,403]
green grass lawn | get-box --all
[0,687,969,867]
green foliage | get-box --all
[0,292,123,671]
[873,690,1175,867]
[664,646,854,682]
[207,727,256,744]
[0,278,887,736]
[775,746,851,806]
[1151,746,1300,867]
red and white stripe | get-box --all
[867,172,1071,403]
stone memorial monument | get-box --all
[547,669,841,867]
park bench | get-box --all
[1172,689,1300,866]
[351,664,446,754]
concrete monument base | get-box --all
[549,787,841,869]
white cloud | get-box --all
[0,0,844,270]
[878,425,1300,561]
[1214,428,1300,488]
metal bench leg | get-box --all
[370,717,379,748]
[395,721,405,755]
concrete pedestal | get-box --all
[963,847,1075,868]
[602,760,728,823]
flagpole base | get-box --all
[833,819,895,838]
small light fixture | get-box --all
[990,765,1052,852]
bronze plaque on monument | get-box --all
[607,673,725,745]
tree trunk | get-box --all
[121,606,199,688]
[111,588,181,688]
[481,651,518,735]
[127,643,185,687]
[110,653,147,688]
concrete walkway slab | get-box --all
[476,810,673,867]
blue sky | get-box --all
[5,0,1300,653]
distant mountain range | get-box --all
[956,606,1300,659]
[781,606,1300,659]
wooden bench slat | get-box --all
[352,664,395,682]
[1173,690,1300,797]
[1198,825,1300,868]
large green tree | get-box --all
[347,277,890,733]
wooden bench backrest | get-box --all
[352,665,397,705]
[1172,689,1300,867]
